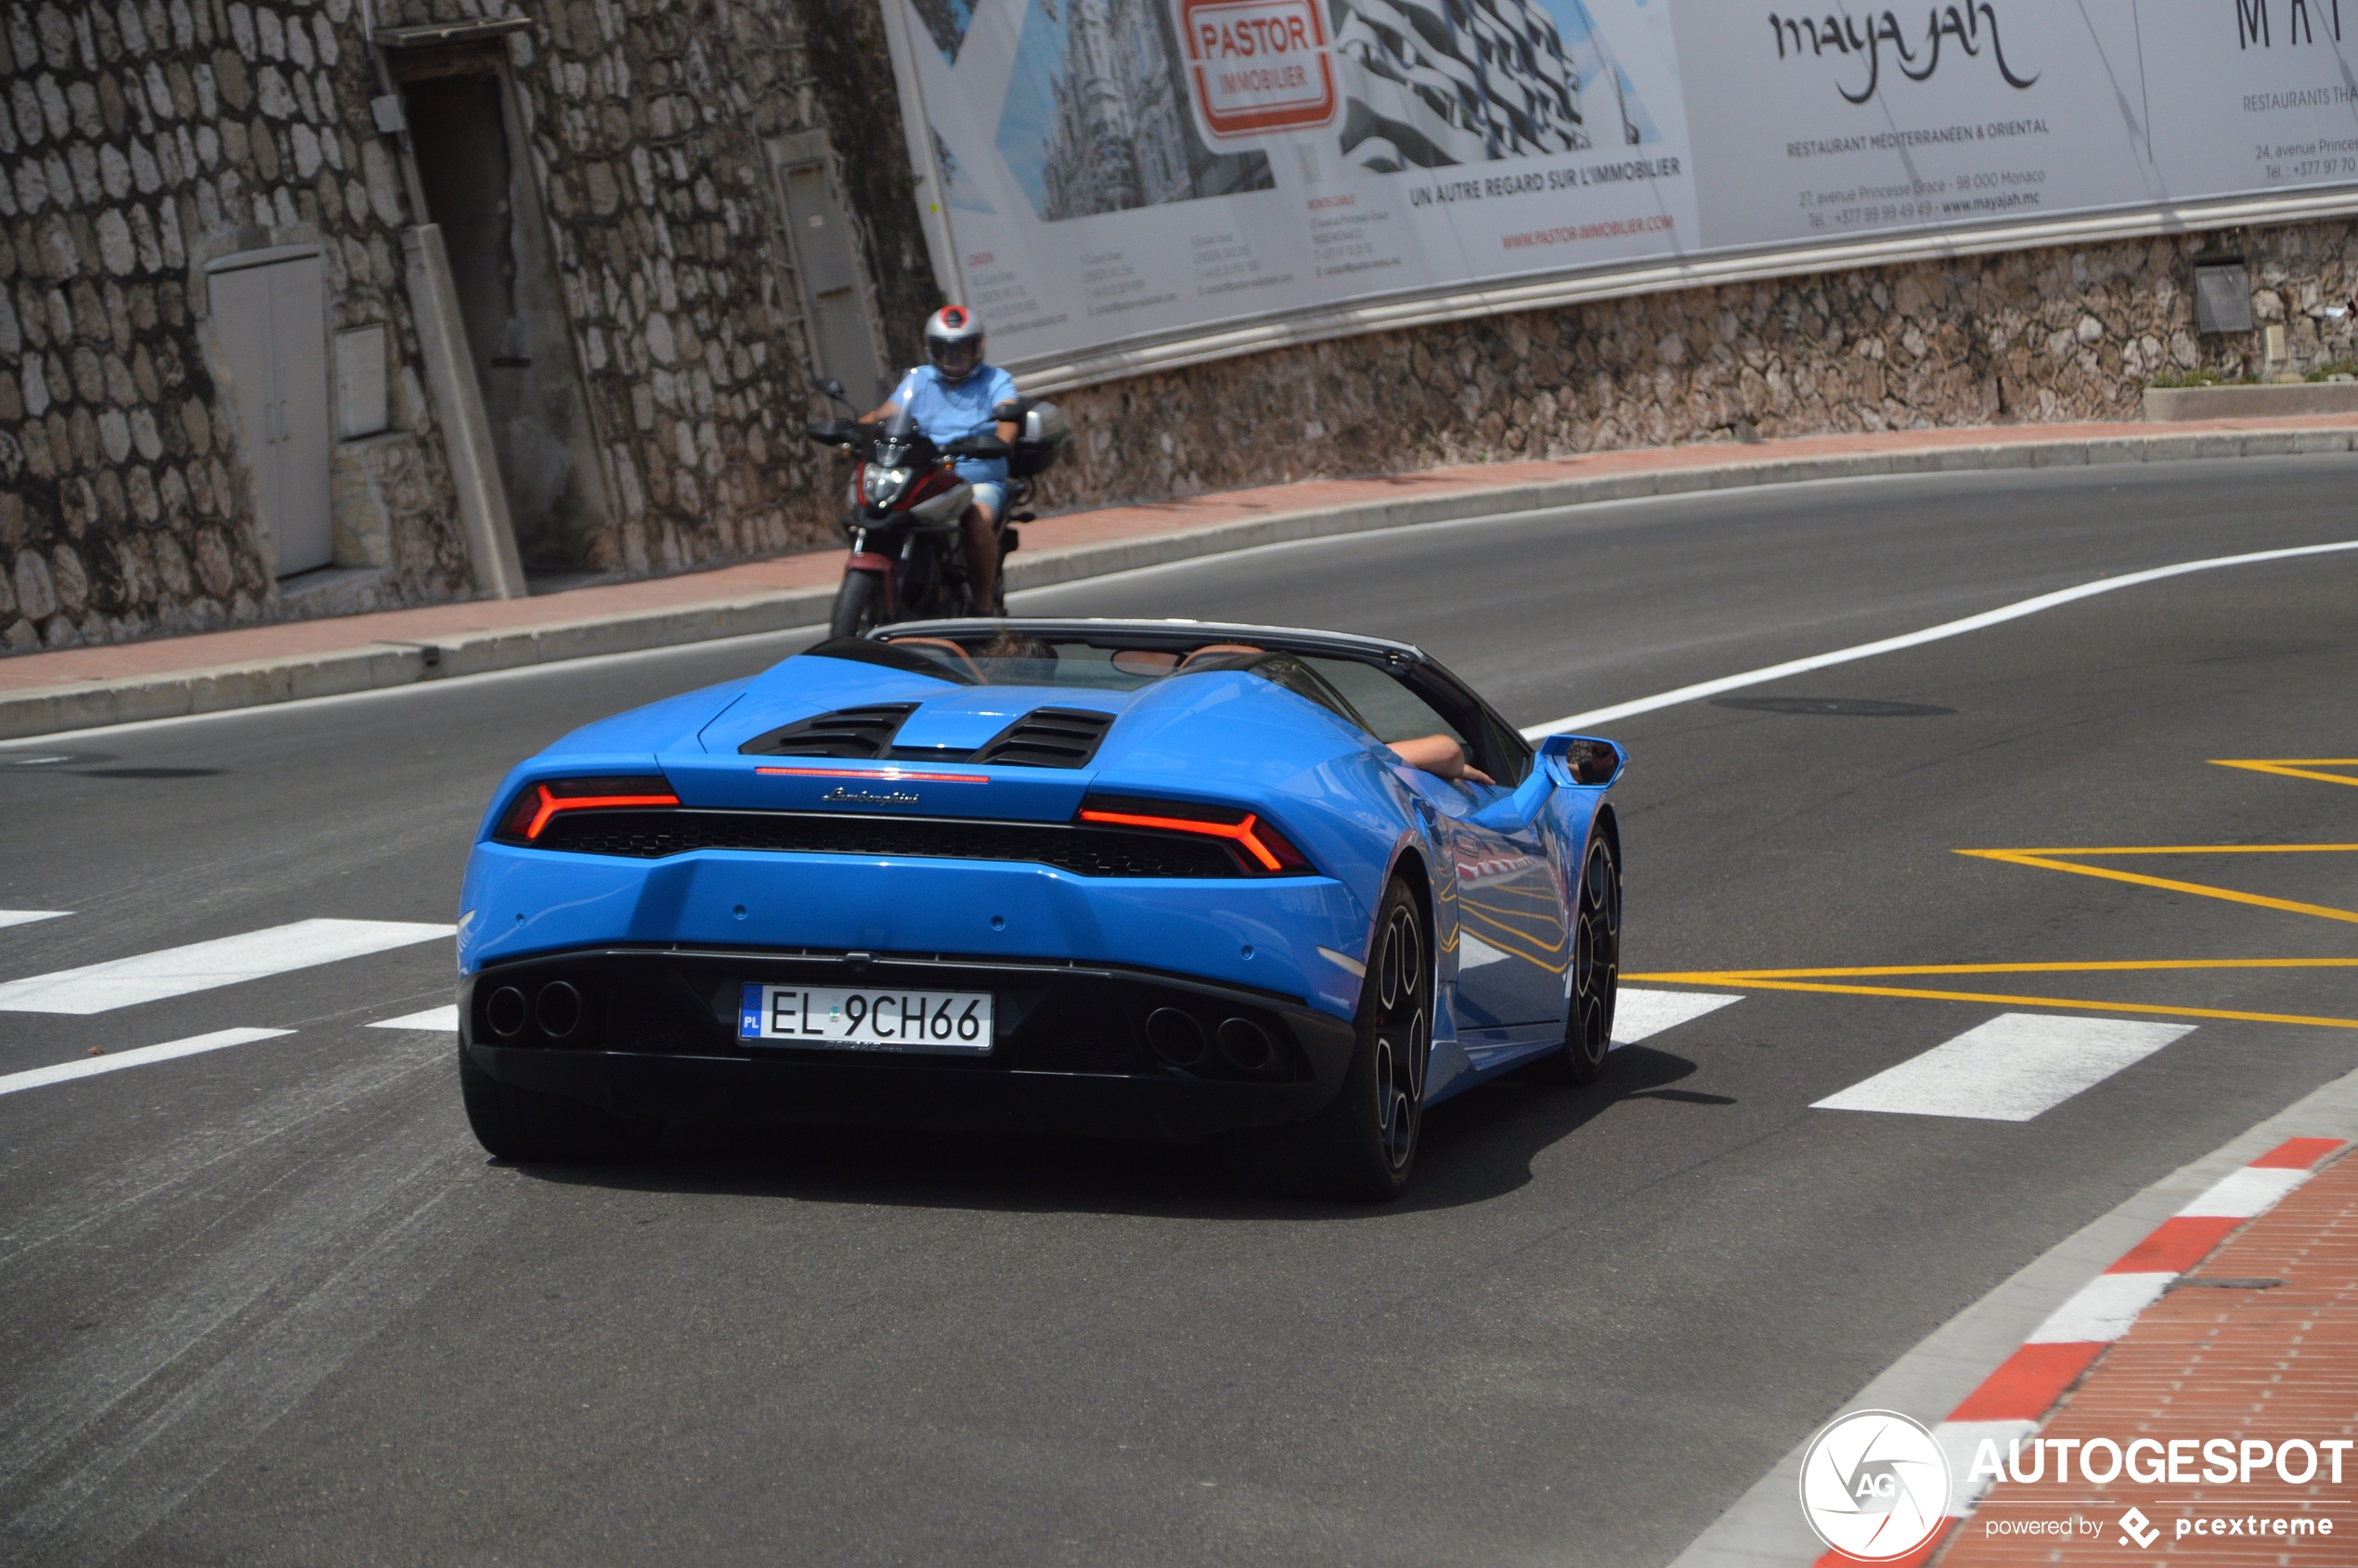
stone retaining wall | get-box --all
[1022,220,2358,514]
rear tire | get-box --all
[1233,878,1430,1200]
[829,572,882,639]
[1536,834,1622,1084]
[457,1044,659,1162]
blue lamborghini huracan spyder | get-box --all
[455,619,1625,1199]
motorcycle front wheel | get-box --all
[829,572,882,639]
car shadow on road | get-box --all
[503,1043,1719,1220]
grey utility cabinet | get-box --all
[210,251,334,577]
[776,148,888,404]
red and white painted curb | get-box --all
[1810,1135,2350,1566]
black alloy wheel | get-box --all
[1235,876,1431,1200]
[1543,834,1622,1084]
[1366,891,1429,1178]
[829,572,882,639]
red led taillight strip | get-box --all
[1077,808,1289,872]
[753,766,989,783]
[521,784,680,840]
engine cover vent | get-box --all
[972,708,1115,769]
[740,703,918,758]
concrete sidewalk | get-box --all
[6,412,2358,741]
[1937,1145,2358,1564]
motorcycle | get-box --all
[805,380,1069,638]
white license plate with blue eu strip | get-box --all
[739,984,994,1054]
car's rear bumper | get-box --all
[460,945,1360,1142]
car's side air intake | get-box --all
[739,704,1115,770]
[970,708,1115,769]
[740,704,918,759]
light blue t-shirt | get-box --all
[889,363,1019,486]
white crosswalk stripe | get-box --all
[0,910,71,930]
[0,919,455,1015]
[1811,1013,2195,1121]
[0,1029,294,1095]
[1612,987,1743,1046]
[369,1004,458,1033]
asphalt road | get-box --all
[4,457,2356,1566]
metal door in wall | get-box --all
[780,162,889,402]
[210,253,332,577]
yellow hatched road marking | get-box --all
[1953,849,2358,926]
[2211,758,2358,787]
[1630,958,2358,980]
[1616,975,2358,1030]
[1630,763,2358,1029]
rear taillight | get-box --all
[1074,795,1315,875]
[497,776,679,842]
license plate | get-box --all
[738,983,994,1055]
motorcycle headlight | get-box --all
[862,464,913,505]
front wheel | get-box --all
[1233,877,1430,1200]
[829,571,882,639]
[1537,834,1622,1084]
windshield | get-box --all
[867,634,1358,712]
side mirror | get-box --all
[1538,733,1626,788]
[821,379,846,398]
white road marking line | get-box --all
[1458,934,1513,969]
[0,1029,293,1096]
[1810,1013,2195,1121]
[1522,537,2358,737]
[2026,1271,2175,1344]
[0,909,71,929]
[0,918,455,1016]
[369,1004,458,1032]
[1612,987,1743,1045]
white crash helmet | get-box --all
[924,305,985,380]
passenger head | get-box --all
[980,628,1053,662]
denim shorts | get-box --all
[967,480,1007,519]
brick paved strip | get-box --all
[1805,1138,2351,1567]
[1934,1139,2358,1563]
[5,416,2358,741]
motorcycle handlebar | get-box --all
[804,418,871,448]
[940,434,1011,460]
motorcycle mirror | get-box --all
[821,379,846,397]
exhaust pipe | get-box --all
[536,980,583,1039]
[1215,1017,1276,1075]
[1145,1007,1208,1067]
[486,986,528,1038]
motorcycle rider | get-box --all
[862,305,1022,614]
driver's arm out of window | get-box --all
[1393,734,1494,786]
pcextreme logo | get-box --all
[1798,1410,1950,1561]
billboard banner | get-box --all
[886,1,2358,385]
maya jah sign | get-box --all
[1179,0,1338,138]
